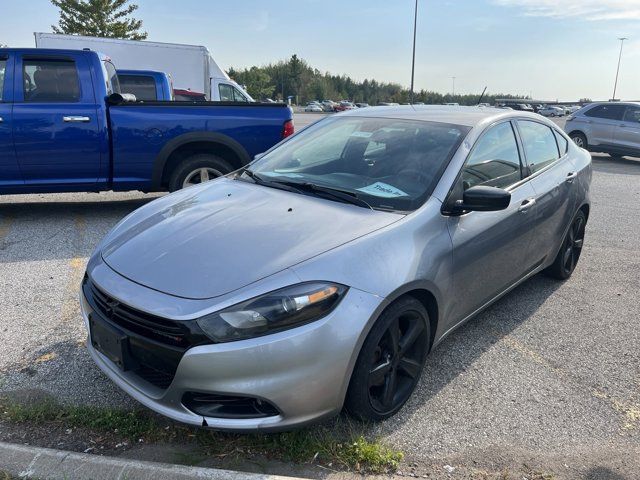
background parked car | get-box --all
[510,104,535,112]
[335,101,356,111]
[173,89,207,101]
[565,101,640,159]
[355,102,370,108]
[304,102,323,112]
[538,106,565,117]
[321,100,337,112]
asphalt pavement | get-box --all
[0,112,638,478]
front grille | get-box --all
[83,276,211,390]
[86,278,194,348]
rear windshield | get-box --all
[250,116,469,211]
[119,74,157,101]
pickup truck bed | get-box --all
[0,48,293,195]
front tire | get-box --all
[168,154,234,192]
[544,210,587,280]
[345,296,430,422]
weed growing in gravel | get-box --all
[0,397,403,474]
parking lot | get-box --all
[1,113,639,478]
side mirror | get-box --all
[455,186,511,212]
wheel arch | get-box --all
[151,132,252,190]
[338,281,442,409]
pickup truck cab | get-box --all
[117,69,173,101]
[0,48,293,194]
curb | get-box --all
[0,441,307,480]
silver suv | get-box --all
[565,102,640,159]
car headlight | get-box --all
[196,282,348,343]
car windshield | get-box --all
[247,116,469,211]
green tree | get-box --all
[51,0,147,40]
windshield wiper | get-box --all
[270,180,374,210]
[236,168,303,194]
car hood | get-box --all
[101,178,403,300]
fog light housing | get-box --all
[182,392,280,419]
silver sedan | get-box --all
[81,106,591,431]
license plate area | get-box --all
[89,314,136,371]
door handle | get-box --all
[518,198,536,212]
[565,171,578,183]
[63,116,91,122]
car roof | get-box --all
[583,101,640,107]
[339,104,537,127]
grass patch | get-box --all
[0,397,402,474]
[1,397,163,440]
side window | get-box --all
[23,58,80,102]
[0,59,6,101]
[553,130,569,155]
[119,75,157,101]
[517,120,559,174]
[461,122,522,189]
[219,84,233,102]
[232,87,248,102]
[584,104,625,121]
[623,106,640,123]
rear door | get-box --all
[447,120,539,321]
[12,52,102,186]
[516,120,577,265]
[0,53,23,188]
[582,104,626,148]
[613,105,640,155]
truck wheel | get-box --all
[168,154,234,192]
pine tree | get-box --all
[51,0,147,40]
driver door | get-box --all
[446,120,539,322]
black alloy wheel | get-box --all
[346,296,430,421]
[545,210,587,280]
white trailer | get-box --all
[34,32,253,101]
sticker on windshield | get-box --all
[350,131,373,138]
[357,182,408,198]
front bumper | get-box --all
[81,264,383,432]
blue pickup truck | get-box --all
[117,69,173,101]
[0,49,293,194]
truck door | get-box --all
[12,53,102,186]
[0,54,24,188]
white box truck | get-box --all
[34,32,253,102]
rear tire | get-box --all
[345,296,430,422]
[168,154,234,192]
[570,132,588,150]
[544,210,587,280]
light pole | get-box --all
[451,76,456,97]
[612,37,627,101]
[410,0,418,103]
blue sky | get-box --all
[3,0,640,100]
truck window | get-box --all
[219,84,234,102]
[119,74,157,101]
[23,58,80,102]
[103,60,121,95]
[232,87,248,102]
[0,59,6,101]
